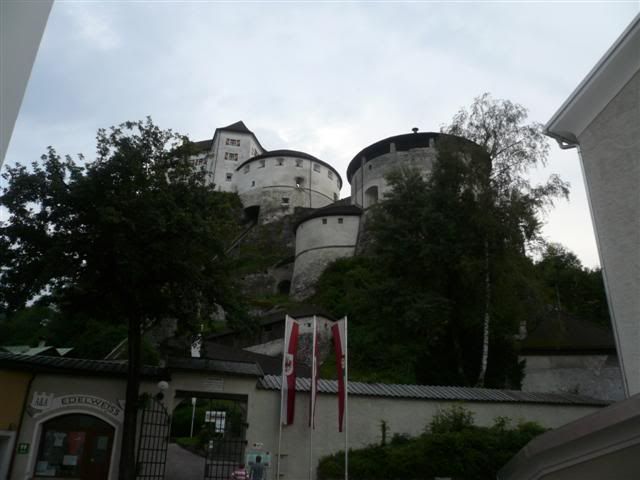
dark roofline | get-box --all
[193,121,267,155]
[0,352,167,380]
[167,356,263,377]
[236,150,343,188]
[346,131,481,183]
[258,375,610,407]
[294,204,363,232]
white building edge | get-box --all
[500,13,640,480]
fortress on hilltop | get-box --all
[191,121,463,299]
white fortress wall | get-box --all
[291,213,361,299]
[210,131,264,192]
[350,145,438,208]
[235,153,341,222]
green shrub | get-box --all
[317,407,547,480]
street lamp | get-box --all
[190,397,197,437]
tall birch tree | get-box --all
[442,93,569,386]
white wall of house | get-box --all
[521,354,625,401]
[576,70,640,397]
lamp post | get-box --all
[190,397,197,437]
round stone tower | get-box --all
[290,203,362,299]
[235,150,342,223]
[347,131,444,208]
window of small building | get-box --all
[225,138,240,146]
[322,218,327,224]
[34,414,115,479]
[225,152,238,161]
[313,163,321,173]
[259,159,266,168]
[225,173,233,182]
[277,158,284,166]
[244,165,250,173]
[338,218,344,224]
[295,159,303,167]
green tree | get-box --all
[0,118,247,479]
[443,93,569,386]
[535,243,610,326]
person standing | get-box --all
[249,455,265,480]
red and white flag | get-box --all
[332,317,347,432]
[309,316,319,429]
[281,315,300,425]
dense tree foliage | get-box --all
[314,94,574,387]
[318,405,547,480]
[0,118,248,479]
[534,243,610,327]
[442,93,570,385]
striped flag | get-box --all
[332,318,347,432]
[309,316,319,428]
[281,315,300,425]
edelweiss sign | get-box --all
[30,392,124,422]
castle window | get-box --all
[369,164,373,170]
[277,158,284,166]
[296,159,303,168]
[244,165,250,173]
[295,176,304,188]
[313,163,321,173]
[281,197,290,205]
[338,218,344,224]
[225,173,233,182]
[225,138,241,146]
[328,171,333,179]
[322,218,327,224]
[225,152,239,161]
[259,159,265,168]
[251,180,256,187]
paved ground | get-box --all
[165,443,205,480]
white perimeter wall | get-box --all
[255,386,603,480]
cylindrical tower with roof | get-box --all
[235,150,342,223]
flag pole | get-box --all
[344,316,349,480]
[277,315,289,480]
[309,315,317,480]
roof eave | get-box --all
[544,13,640,144]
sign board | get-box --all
[30,392,123,421]
[204,410,226,433]
[17,443,29,454]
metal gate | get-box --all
[203,400,248,480]
[136,393,170,480]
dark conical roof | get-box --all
[220,121,253,134]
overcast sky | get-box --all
[4,1,639,268]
